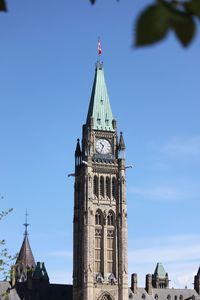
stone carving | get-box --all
[108,273,117,285]
[96,273,104,284]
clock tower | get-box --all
[73,61,128,300]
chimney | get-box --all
[131,273,138,294]
[11,265,16,287]
[27,267,33,290]
[146,274,153,295]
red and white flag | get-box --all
[98,39,102,55]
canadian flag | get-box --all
[98,39,102,55]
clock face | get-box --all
[96,139,111,154]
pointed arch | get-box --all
[98,292,114,300]
[107,210,115,226]
[95,209,103,225]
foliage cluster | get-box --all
[91,0,200,47]
[0,208,15,280]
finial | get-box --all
[98,37,102,63]
[23,209,29,236]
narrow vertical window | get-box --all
[107,230,114,273]
[93,175,98,197]
[112,177,117,199]
[95,210,103,273]
[106,177,111,198]
[95,229,102,273]
[107,211,114,226]
[95,211,102,225]
[100,176,104,197]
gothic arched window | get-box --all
[93,175,98,197]
[107,211,114,226]
[107,230,114,273]
[106,177,111,198]
[95,210,102,225]
[100,176,104,197]
[101,294,112,300]
[95,210,103,273]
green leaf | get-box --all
[135,3,170,46]
[185,0,200,18]
[0,0,7,11]
[170,13,196,47]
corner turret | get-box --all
[14,212,36,283]
[118,131,126,159]
[194,266,200,294]
[75,138,82,166]
[152,262,169,288]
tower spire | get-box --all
[86,61,115,132]
[15,211,36,282]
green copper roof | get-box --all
[154,262,167,278]
[86,62,115,131]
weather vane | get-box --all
[23,209,29,236]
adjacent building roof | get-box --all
[129,287,200,300]
[0,282,21,300]
[86,62,115,132]
[0,281,73,300]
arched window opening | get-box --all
[107,211,114,226]
[100,176,104,197]
[95,229,103,273]
[167,295,171,300]
[107,230,114,273]
[112,177,117,199]
[93,175,98,197]
[95,211,102,225]
[101,295,112,300]
[106,177,111,198]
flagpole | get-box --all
[98,37,102,64]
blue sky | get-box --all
[0,0,200,288]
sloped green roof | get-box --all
[154,262,167,278]
[86,62,115,131]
